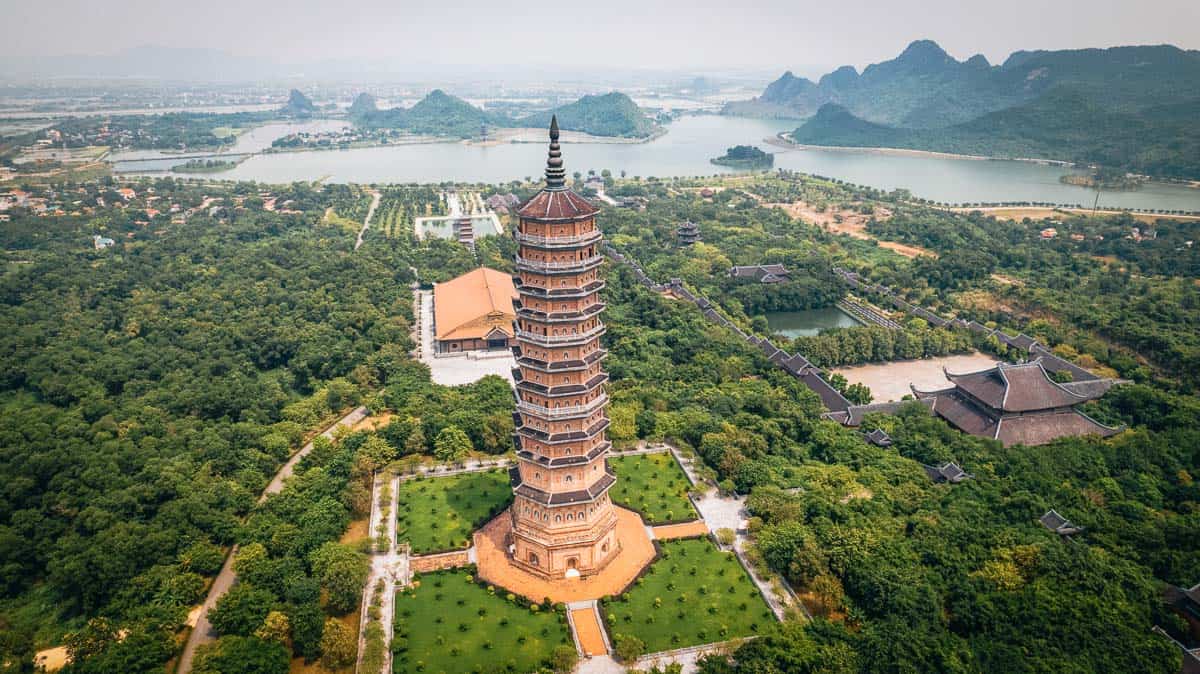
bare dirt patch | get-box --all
[832,352,1002,402]
[352,411,393,433]
[339,518,370,545]
[769,200,933,258]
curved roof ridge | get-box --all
[1073,407,1126,434]
[1025,357,1092,402]
[997,362,1013,408]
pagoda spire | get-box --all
[544,115,567,190]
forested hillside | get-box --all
[789,89,1200,179]
[728,40,1200,178]
[520,92,659,138]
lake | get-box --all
[767,307,862,338]
[118,115,1200,212]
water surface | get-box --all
[767,307,862,338]
[117,115,1200,212]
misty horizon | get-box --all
[3,0,1198,82]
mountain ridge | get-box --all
[726,40,1200,128]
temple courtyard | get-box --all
[831,351,1001,402]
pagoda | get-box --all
[507,116,619,578]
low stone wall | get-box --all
[410,550,470,574]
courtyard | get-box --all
[416,289,515,386]
[609,452,698,524]
[601,538,771,653]
[395,471,511,554]
[831,351,1001,402]
[393,570,572,674]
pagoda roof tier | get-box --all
[515,348,607,373]
[516,189,599,222]
[510,465,616,505]
[513,278,605,299]
[515,255,604,274]
[513,372,608,397]
[517,441,610,467]
[941,359,1106,412]
[513,326,606,349]
[515,301,605,322]
[514,229,603,249]
[514,416,610,443]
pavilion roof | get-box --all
[944,359,1098,412]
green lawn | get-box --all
[394,571,571,674]
[602,538,773,653]
[609,452,698,524]
[395,471,512,554]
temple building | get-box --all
[676,221,701,246]
[432,267,517,353]
[507,116,619,579]
[912,359,1123,447]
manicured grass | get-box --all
[602,538,772,653]
[609,452,697,524]
[393,571,571,674]
[395,471,511,554]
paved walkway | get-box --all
[651,520,710,540]
[356,472,402,674]
[354,189,382,251]
[177,405,370,674]
[668,444,806,622]
[569,603,609,656]
[397,458,511,481]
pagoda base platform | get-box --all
[473,506,655,603]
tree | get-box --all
[552,644,579,673]
[254,611,291,644]
[194,636,289,674]
[434,425,472,463]
[404,423,427,456]
[208,584,277,636]
[309,542,370,614]
[319,618,357,669]
[357,435,397,472]
[613,633,646,662]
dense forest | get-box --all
[0,170,1196,673]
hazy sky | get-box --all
[5,0,1199,76]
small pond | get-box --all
[766,307,862,338]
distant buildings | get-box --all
[92,234,115,249]
[912,359,1123,446]
[729,264,790,284]
[923,461,972,483]
[432,267,518,353]
[1039,509,1083,536]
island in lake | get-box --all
[170,158,236,173]
[711,144,774,169]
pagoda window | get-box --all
[555,515,562,523]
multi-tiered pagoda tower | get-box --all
[508,117,619,579]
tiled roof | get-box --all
[433,267,517,341]
[994,409,1122,446]
[945,360,1095,412]
[516,189,598,221]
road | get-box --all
[176,405,369,674]
[355,190,382,251]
